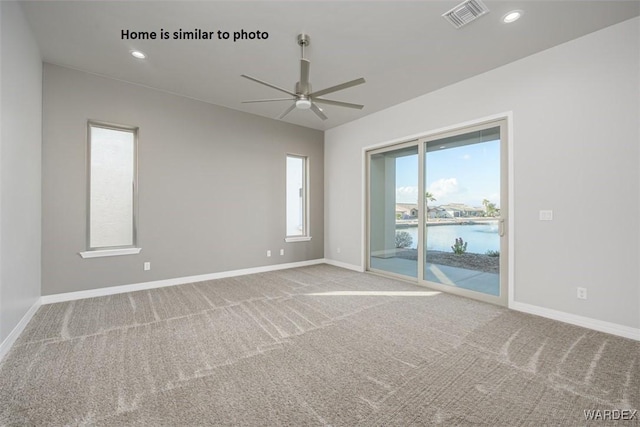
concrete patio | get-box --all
[370,257,500,296]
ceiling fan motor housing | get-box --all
[296,81,311,96]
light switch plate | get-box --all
[539,210,553,221]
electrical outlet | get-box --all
[143,262,151,271]
[577,287,587,300]
[266,250,271,257]
[280,249,284,256]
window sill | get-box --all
[79,248,142,259]
[285,236,312,243]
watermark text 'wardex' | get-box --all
[584,409,637,421]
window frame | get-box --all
[80,120,140,258]
[285,154,311,243]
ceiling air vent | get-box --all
[442,0,490,29]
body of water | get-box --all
[401,222,499,254]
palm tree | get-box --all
[425,192,436,219]
[482,199,497,217]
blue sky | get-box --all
[395,140,500,207]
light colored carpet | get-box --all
[0,265,638,426]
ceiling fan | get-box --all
[241,33,365,121]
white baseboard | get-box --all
[41,259,326,305]
[324,258,364,272]
[0,297,41,363]
[34,260,640,343]
[510,301,640,341]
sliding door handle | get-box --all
[499,218,506,237]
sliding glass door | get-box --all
[367,120,508,306]
[423,124,507,305]
[368,143,419,278]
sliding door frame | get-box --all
[364,114,513,307]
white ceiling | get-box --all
[20,1,639,131]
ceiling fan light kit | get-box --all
[241,33,365,121]
[296,98,312,110]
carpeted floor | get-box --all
[0,265,638,426]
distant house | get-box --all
[397,202,490,219]
[396,203,418,219]
[469,206,486,217]
[440,203,484,218]
[427,206,449,219]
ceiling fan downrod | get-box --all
[297,33,310,59]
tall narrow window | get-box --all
[86,121,138,251]
[285,155,310,241]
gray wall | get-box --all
[0,1,42,343]
[42,64,323,295]
[325,18,640,329]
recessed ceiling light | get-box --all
[130,50,146,59]
[502,10,523,23]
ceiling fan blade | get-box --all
[277,103,297,120]
[241,74,297,97]
[242,98,295,104]
[310,103,328,121]
[313,98,364,110]
[299,59,311,93]
[309,77,366,98]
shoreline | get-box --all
[396,218,498,228]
